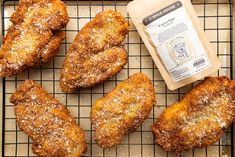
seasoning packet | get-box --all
[127,0,220,90]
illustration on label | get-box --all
[168,36,192,65]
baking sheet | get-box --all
[1,0,234,156]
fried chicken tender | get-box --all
[91,73,156,148]
[0,0,69,77]
[10,80,87,157]
[60,10,128,93]
[152,76,235,152]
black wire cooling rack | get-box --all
[1,0,234,156]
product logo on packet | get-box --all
[143,1,182,26]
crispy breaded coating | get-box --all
[10,80,87,157]
[60,10,128,93]
[0,0,69,77]
[152,76,235,152]
[91,73,156,148]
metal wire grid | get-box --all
[1,0,234,156]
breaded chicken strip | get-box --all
[10,80,87,157]
[0,0,69,77]
[152,76,235,152]
[91,73,156,148]
[60,10,128,93]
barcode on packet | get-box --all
[193,58,206,67]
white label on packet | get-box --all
[143,1,211,82]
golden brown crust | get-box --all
[10,80,87,157]
[91,73,156,148]
[0,0,69,77]
[60,10,129,93]
[152,76,235,152]
[40,31,65,64]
